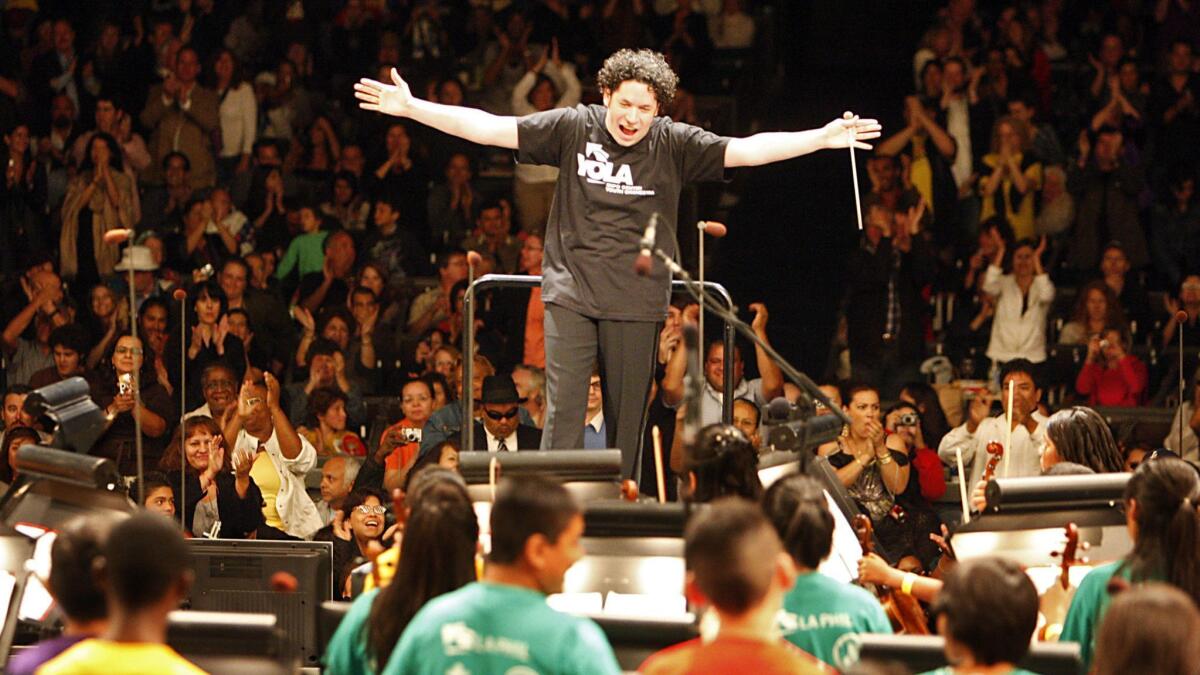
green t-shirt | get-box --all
[323,587,380,675]
[382,582,622,675]
[776,571,893,670]
[916,662,1041,667]
[1060,560,1124,673]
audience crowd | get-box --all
[1,0,1200,673]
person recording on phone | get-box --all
[88,334,172,476]
[1074,327,1147,407]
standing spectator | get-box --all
[140,152,195,234]
[69,96,152,182]
[1006,93,1064,167]
[510,40,581,234]
[297,230,358,313]
[984,235,1054,365]
[1067,127,1148,272]
[406,250,468,337]
[29,19,88,133]
[140,46,219,189]
[0,122,47,278]
[368,122,426,227]
[167,280,246,407]
[463,199,522,274]
[844,202,933,397]
[363,198,425,287]
[60,133,134,290]
[89,335,173,475]
[1161,275,1200,349]
[321,171,371,232]
[1152,168,1200,288]
[699,305,783,427]
[425,152,480,250]
[978,116,1043,239]
[1058,280,1127,346]
[1075,328,1147,407]
[875,97,958,243]
[211,48,256,183]
[2,271,70,386]
[1149,41,1200,180]
[1098,242,1151,332]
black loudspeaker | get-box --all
[167,609,296,675]
[23,377,108,455]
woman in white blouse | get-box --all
[510,39,581,235]
[983,231,1055,365]
[212,48,257,183]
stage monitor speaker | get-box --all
[460,450,623,502]
[0,446,132,537]
[594,615,698,671]
[22,377,107,455]
[185,539,332,668]
[167,610,296,675]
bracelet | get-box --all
[900,572,917,596]
[877,452,893,466]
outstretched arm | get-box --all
[355,68,519,149]
[724,113,880,168]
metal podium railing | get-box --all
[462,274,736,453]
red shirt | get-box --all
[639,636,829,675]
[1075,356,1147,407]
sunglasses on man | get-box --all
[484,409,519,421]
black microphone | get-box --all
[766,397,795,424]
[764,414,844,453]
[633,213,660,277]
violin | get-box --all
[982,441,1004,482]
[853,514,931,635]
[1038,522,1084,641]
[620,479,639,501]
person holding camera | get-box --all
[88,335,172,476]
[378,379,435,492]
[1075,327,1147,407]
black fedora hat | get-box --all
[478,375,526,405]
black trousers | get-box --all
[542,303,659,479]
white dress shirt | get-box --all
[938,411,1050,490]
[983,265,1055,363]
[485,428,518,453]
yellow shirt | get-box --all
[249,445,283,530]
[979,152,1043,239]
[37,639,206,674]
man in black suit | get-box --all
[473,375,542,452]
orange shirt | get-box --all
[379,418,421,471]
[639,636,830,675]
[523,287,545,368]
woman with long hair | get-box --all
[298,386,366,457]
[159,415,263,538]
[83,283,130,371]
[1041,406,1126,473]
[1,122,47,277]
[680,423,763,502]
[211,48,257,183]
[1058,280,1127,346]
[87,334,172,475]
[167,280,247,407]
[60,132,134,290]
[324,470,477,673]
[1061,458,1200,670]
[899,382,950,449]
[978,116,1043,239]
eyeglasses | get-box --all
[588,380,601,390]
[204,379,236,391]
[484,409,519,421]
[354,505,386,516]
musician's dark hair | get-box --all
[488,475,579,565]
[761,474,834,569]
[596,49,678,109]
[686,423,762,503]
[49,513,121,622]
[931,557,1038,665]
[1094,583,1200,675]
[684,497,781,615]
[1044,406,1124,473]
[1120,458,1200,605]
[999,358,1040,391]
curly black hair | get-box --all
[596,49,678,109]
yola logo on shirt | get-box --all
[577,143,655,196]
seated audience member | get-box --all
[700,305,783,426]
[1163,366,1200,461]
[159,416,263,538]
[317,488,388,597]
[185,363,239,421]
[676,423,763,503]
[1092,583,1200,675]
[403,440,461,491]
[297,230,358,313]
[315,455,360,526]
[731,397,762,448]
[132,472,177,518]
[324,471,478,674]
[640,498,827,675]
[90,335,173,475]
[763,475,892,670]
[2,269,69,386]
[1,426,40,484]
[7,514,120,675]
[321,171,371,231]
[223,373,322,539]
[1122,443,1149,473]
[423,372,450,412]
[462,199,521,274]
[883,402,944,566]
[1074,328,1147,407]
[584,369,607,449]
[1062,458,1200,670]
[38,513,204,674]
[382,476,619,674]
[274,203,329,288]
[473,375,542,452]
[898,382,950,449]
[406,250,467,338]
[363,197,425,287]
[922,557,1039,675]
[1097,242,1151,334]
[825,383,909,533]
[983,236,1054,365]
[426,152,481,249]
[1162,274,1200,349]
[378,379,435,491]
[298,386,367,457]
[29,323,90,388]
[286,338,367,431]
[939,360,1047,489]
[416,355,512,460]
[1058,280,1127,346]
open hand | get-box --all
[823,113,881,151]
[354,68,415,118]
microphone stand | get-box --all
[648,245,850,429]
[179,291,188,529]
[462,259,478,454]
[125,249,145,505]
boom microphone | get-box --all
[699,221,727,238]
[1176,310,1189,323]
[634,213,660,277]
[103,228,133,245]
[466,250,483,268]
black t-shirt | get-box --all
[517,104,729,321]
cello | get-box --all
[1038,523,1084,641]
[853,514,931,635]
